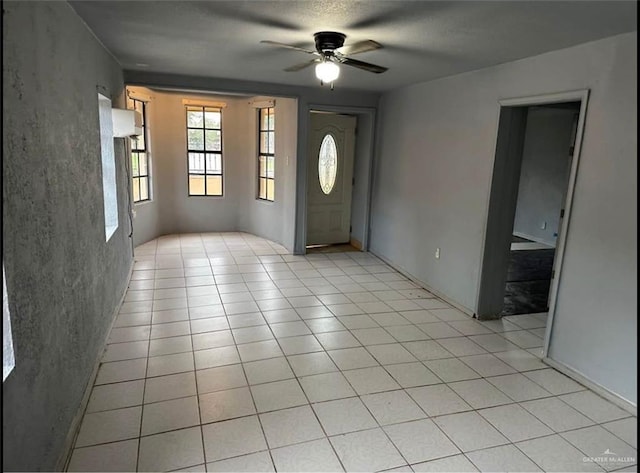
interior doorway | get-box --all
[477,91,589,328]
[503,103,581,315]
[306,111,357,249]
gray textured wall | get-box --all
[371,32,637,403]
[513,106,577,246]
[2,2,132,471]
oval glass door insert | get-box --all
[318,134,338,194]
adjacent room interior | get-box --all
[2,1,637,472]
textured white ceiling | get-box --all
[70,1,637,92]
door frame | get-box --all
[476,89,589,358]
[295,104,377,254]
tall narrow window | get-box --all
[126,97,150,202]
[3,263,15,382]
[98,93,119,241]
[258,107,275,201]
[186,106,223,196]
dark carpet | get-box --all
[501,249,555,316]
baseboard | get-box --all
[350,238,363,251]
[55,260,135,471]
[543,357,637,416]
[369,251,475,317]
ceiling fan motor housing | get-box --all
[314,31,346,55]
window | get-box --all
[98,93,119,241]
[186,106,223,196]
[126,97,150,202]
[3,263,15,382]
[318,133,338,194]
[258,107,275,201]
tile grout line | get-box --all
[134,325,151,472]
[267,316,350,473]
[81,234,635,472]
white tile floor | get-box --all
[67,233,637,472]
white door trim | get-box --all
[298,104,377,254]
[540,90,590,358]
[481,89,589,357]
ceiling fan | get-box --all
[261,31,388,86]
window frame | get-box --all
[257,107,275,201]
[186,105,224,197]
[98,93,119,241]
[126,97,151,203]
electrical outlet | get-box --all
[435,248,440,259]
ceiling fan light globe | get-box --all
[315,61,340,83]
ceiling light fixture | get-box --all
[315,59,340,87]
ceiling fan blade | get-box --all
[284,59,320,72]
[260,40,318,55]
[337,57,388,74]
[336,40,382,56]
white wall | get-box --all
[350,112,375,249]
[372,32,637,404]
[122,71,381,254]
[513,106,577,246]
[238,97,298,251]
[130,88,298,251]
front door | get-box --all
[306,112,357,246]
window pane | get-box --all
[318,134,338,194]
[259,177,266,199]
[260,109,266,130]
[189,153,205,173]
[136,132,145,151]
[206,153,222,174]
[138,152,147,176]
[188,129,204,150]
[268,108,275,130]
[266,179,275,201]
[139,104,145,126]
[260,132,270,154]
[266,156,275,178]
[205,110,221,128]
[260,108,274,130]
[187,109,203,127]
[206,176,222,196]
[131,153,140,177]
[132,177,140,202]
[140,177,149,200]
[258,155,266,177]
[189,175,205,195]
[205,130,221,151]
[268,131,274,154]
[260,109,269,130]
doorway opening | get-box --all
[477,91,589,345]
[503,102,581,316]
[306,243,360,254]
[305,111,359,251]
